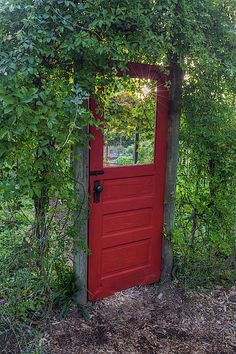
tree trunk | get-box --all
[33,148,50,277]
[33,183,49,277]
[161,55,183,281]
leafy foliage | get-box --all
[102,77,156,165]
[174,70,236,288]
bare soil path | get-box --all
[47,282,236,354]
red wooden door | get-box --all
[88,63,169,300]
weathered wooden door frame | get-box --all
[73,62,173,305]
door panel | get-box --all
[103,208,152,234]
[102,239,150,275]
[102,175,155,201]
[88,62,169,300]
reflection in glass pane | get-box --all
[103,78,157,167]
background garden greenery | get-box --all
[0,0,235,334]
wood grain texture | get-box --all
[73,134,89,305]
[162,56,184,281]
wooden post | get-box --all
[161,56,183,281]
[73,132,89,305]
[134,129,139,164]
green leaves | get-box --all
[18,87,38,103]
[0,0,235,321]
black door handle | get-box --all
[94,180,103,203]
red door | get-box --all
[88,62,169,300]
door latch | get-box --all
[94,180,103,203]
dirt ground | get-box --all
[45,282,236,354]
